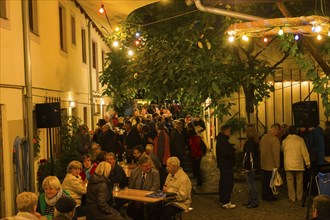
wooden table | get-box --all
[113,188,164,203]
[113,188,164,220]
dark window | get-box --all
[81,29,86,63]
[0,0,6,19]
[59,4,67,51]
[92,41,97,69]
[71,16,76,45]
[28,0,38,34]
[101,50,105,72]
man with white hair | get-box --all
[161,157,192,220]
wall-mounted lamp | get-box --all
[69,101,75,107]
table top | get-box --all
[113,188,164,203]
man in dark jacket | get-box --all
[170,120,186,170]
[100,124,118,153]
[216,125,236,209]
[72,125,91,155]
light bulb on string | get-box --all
[135,40,140,46]
[113,41,119,47]
[328,31,330,37]
[135,32,140,38]
[128,50,134,56]
[294,34,299,41]
[317,34,322,41]
[115,27,120,32]
[99,4,105,14]
[278,28,284,36]
[242,35,249,42]
[228,35,235,42]
[263,37,268,43]
[315,25,322,33]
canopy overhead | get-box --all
[76,0,159,36]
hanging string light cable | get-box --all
[99,2,112,30]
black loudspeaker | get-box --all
[292,101,319,128]
[36,102,61,128]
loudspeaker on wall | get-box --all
[36,102,61,128]
[292,101,319,128]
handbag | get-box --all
[270,168,283,195]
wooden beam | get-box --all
[276,2,330,75]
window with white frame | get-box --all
[71,15,76,45]
[81,28,86,63]
[28,0,38,34]
[59,3,67,51]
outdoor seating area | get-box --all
[1,0,330,219]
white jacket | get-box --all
[281,134,310,171]
[62,173,87,206]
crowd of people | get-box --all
[216,121,330,218]
[7,107,207,220]
[6,103,330,220]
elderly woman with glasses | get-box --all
[36,176,70,218]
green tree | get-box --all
[100,1,330,120]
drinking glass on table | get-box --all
[113,183,120,191]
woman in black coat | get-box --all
[86,162,124,220]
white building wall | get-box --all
[0,0,110,216]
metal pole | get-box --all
[88,21,95,130]
[21,0,35,192]
[194,0,263,21]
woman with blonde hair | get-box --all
[86,161,125,220]
[9,192,39,219]
[62,160,87,217]
[36,176,70,217]
[242,124,260,209]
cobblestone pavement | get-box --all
[183,154,311,220]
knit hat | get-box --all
[55,197,76,213]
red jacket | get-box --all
[189,135,203,158]
[80,162,97,181]
[154,131,171,165]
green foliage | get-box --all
[224,113,247,135]
[36,158,60,192]
[36,115,84,190]
[100,1,329,119]
[57,115,83,181]
[33,130,41,157]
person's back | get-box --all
[259,124,281,202]
[7,192,39,220]
[260,131,280,171]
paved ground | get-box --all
[183,154,311,220]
